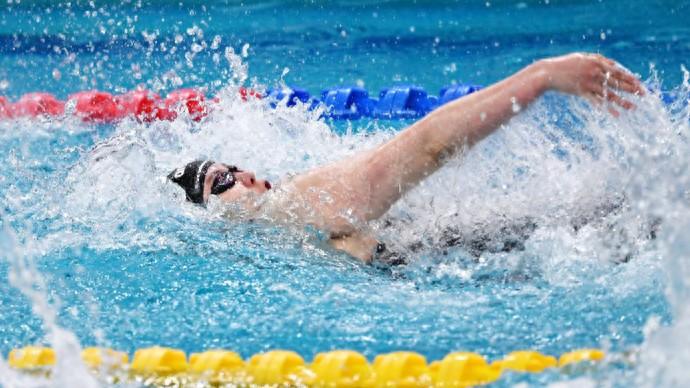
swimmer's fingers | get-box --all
[586,86,631,118]
[586,59,640,117]
[603,63,646,96]
[590,54,645,96]
[611,74,645,96]
[605,90,635,111]
[543,53,644,109]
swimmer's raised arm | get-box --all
[293,53,644,225]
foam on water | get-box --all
[1,55,689,386]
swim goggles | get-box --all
[168,160,241,205]
[210,164,241,195]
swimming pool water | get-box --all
[1,1,689,98]
[1,1,689,386]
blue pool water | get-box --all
[1,1,690,386]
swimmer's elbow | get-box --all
[422,137,450,169]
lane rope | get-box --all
[0,83,677,125]
[0,84,483,123]
[7,346,606,386]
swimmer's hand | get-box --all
[538,53,645,117]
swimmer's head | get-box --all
[168,160,272,205]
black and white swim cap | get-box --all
[167,160,214,204]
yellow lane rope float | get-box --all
[6,346,606,386]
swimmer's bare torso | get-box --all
[171,53,644,263]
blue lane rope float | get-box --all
[268,84,480,120]
[7,346,606,386]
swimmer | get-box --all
[169,53,644,263]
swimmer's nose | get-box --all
[264,181,272,190]
[235,171,256,187]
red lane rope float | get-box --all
[164,88,206,122]
[114,90,164,123]
[68,91,123,123]
[0,96,11,118]
[0,87,262,124]
[12,93,65,117]
[239,86,262,102]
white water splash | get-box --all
[0,210,98,387]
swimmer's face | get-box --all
[202,163,272,204]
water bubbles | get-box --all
[131,63,141,80]
[211,35,221,50]
[241,43,250,58]
[190,43,204,53]
[185,25,203,39]
[52,69,61,81]
[142,30,157,47]
[511,96,522,113]
[0,79,8,90]
[443,63,457,75]
[185,51,195,68]
[225,46,249,84]
[162,70,183,88]
[174,34,183,45]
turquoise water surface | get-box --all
[1,1,690,386]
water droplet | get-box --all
[191,43,203,53]
[511,96,521,113]
[211,35,221,50]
